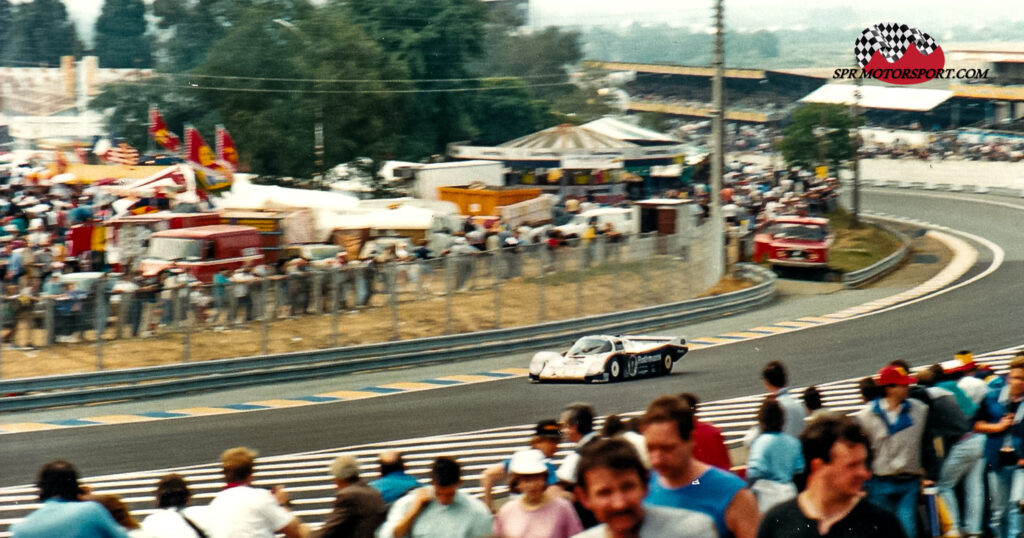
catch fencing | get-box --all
[0,225,718,378]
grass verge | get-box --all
[827,207,903,273]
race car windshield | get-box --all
[772,224,826,241]
[569,338,612,355]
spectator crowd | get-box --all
[13,348,1023,538]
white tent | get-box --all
[219,176,361,212]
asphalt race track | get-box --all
[2,190,1023,489]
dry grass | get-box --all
[827,208,903,273]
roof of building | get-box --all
[800,84,954,112]
[582,116,681,144]
[498,123,638,150]
[585,60,766,80]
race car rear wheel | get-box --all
[661,352,674,375]
[625,356,638,379]
[607,358,623,382]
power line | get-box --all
[117,80,576,95]
[162,72,569,84]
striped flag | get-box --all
[108,139,140,165]
[215,125,239,171]
[148,106,181,153]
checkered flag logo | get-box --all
[855,22,939,68]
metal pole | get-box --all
[445,256,454,334]
[576,245,584,317]
[115,290,129,340]
[388,264,399,341]
[311,271,323,315]
[43,297,54,347]
[494,265,502,329]
[416,260,425,301]
[852,68,862,227]
[537,249,546,323]
[710,0,726,280]
[330,267,339,348]
[95,278,105,370]
[182,288,192,363]
[261,277,269,356]
[0,293,5,375]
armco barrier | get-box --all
[0,264,775,412]
[841,216,912,289]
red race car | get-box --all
[753,216,834,268]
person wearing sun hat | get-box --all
[854,364,932,538]
[492,449,582,538]
[481,419,562,512]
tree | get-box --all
[779,104,860,170]
[0,0,12,63]
[346,0,489,157]
[151,0,263,71]
[188,3,409,176]
[3,0,81,66]
[473,27,581,100]
[89,76,204,151]
[94,0,152,68]
[467,78,548,145]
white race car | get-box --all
[529,334,688,383]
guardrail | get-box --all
[841,215,913,289]
[0,264,776,412]
[868,179,1024,198]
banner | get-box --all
[215,124,239,171]
[184,125,233,191]
[148,107,181,153]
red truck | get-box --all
[106,212,222,271]
[753,216,834,268]
[139,225,263,282]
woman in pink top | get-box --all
[493,449,583,538]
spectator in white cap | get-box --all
[492,449,582,538]
[26,219,47,247]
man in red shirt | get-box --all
[680,392,732,470]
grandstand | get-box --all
[585,60,825,124]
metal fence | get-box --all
[0,227,718,378]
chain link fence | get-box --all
[0,225,719,378]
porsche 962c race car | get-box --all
[529,335,688,383]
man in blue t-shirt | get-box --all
[370,450,421,506]
[11,460,128,538]
[642,395,760,538]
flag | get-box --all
[215,125,239,171]
[148,107,181,153]
[108,139,140,165]
[184,125,233,191]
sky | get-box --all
[57,0,1024,47]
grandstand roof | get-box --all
[768,67,837,80]
[582,117,681,144]
[585,60,766,80]
[800,84,953,112]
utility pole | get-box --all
[709,0,725,277]
[851,67,862,227]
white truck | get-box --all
[556,206,640,238]
[403,160,505,201]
